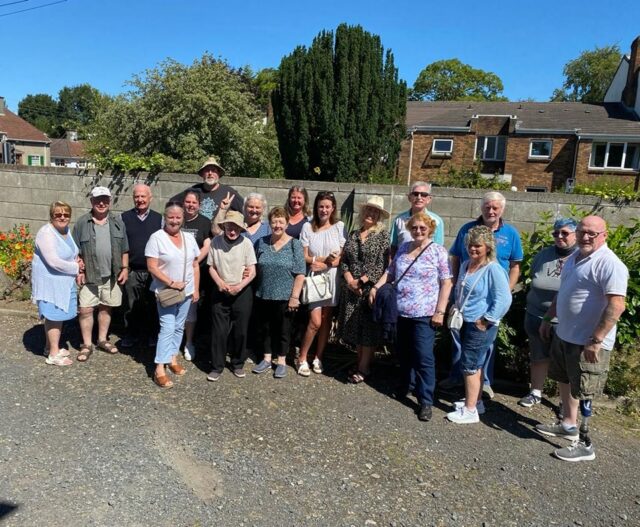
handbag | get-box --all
[448,261,490,330]
[157,232,187,308]
[301,272,333,304]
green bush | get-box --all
[574,177,640,203]
[436,164,512,191]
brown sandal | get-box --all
[96,340,119,354]
[154,373,174,388]
[77,344,93,362]
[168,363,186,376]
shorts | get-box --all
[548,334,611,399]
[524,312,551,362]
[38,287,77,322]
[79,277,123,308]
[458,321,499,375]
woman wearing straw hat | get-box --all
[337,196,391,383]
[206,210,257,381]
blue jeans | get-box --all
[155,296,192,364]
[449,325,496,385]
[396,316,436,406]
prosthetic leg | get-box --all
[579,399,593,446]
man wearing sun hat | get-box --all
[173,156,244,221]
[72,186,129,361]
[206,210,257,381]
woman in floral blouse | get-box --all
[337,196,390,383]
[370,212,452,422]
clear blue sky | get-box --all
[1,0,639,110]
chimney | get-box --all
[66,130,78,142]
[622,37,640,108]
[0,97,5,115]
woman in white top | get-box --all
[297,191,346,376]
[31,201,82,366]
[145,203,200,388]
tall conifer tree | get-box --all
[272,24,406,182]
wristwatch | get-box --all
[589,336,603,345]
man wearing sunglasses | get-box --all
[536,215,628,462]
[390,181,444,258]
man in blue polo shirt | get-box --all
[442,191,523,397]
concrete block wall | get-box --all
[1,164,638,247]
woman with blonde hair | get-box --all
[446,225,512,424]
[31,201,82,366]
[337,196,390,383]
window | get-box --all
[432,139,453,155]
[475,136,506,161]
[590,142,640,170]
[27,155,43,166]
[529,140,552,159]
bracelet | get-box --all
[542,315,552,322]
[312,256,316,263]
[435,310,445,315]
[169,281,174,287]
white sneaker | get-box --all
[312,358,323,374]
[297,361,311,377]
[447,406,480,424]
[454,399,485,414]
[184,342,196,362]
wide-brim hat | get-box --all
[217,210,246,232]
[360,195,389,218]
[198,156,226,176]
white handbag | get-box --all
[301,272,333,304]
[448,262,491,330]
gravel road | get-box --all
[0,313,639,527]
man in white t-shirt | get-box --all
[536,215,628,462]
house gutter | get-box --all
[514,128,579,135]
[409,125,471,132]
[577,133,640,141]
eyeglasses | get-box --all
[410,225,428,232]
[552,230,574,238]
[411,192,430,198]
[575,229,604,240]
[53,213,71,219]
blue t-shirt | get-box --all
[449,217,523,272]
[242,221,272,245]
[254,236,306,301]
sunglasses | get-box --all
[552,230,574,238]
[53,213,71,219]
[576,229,604,240]
[410,225,428,232]
[411,192,430,198]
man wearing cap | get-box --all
[173,156,243,221]
[73,186,129,360]
[390,181,444,257]
[536,215,627,461]
[206,210,257,381]
[120,183,162,348]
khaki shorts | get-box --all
[548,334,611,399]
[79,277,123,308]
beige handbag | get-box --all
[157,232,187,308]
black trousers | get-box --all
[255,298,293,359]
[210,286,252,373]
[123,269,158,337]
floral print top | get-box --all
[387,241,452,318]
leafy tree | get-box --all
[410,59,507,101]
[17,94,58,136]
[89,54,282,177]
[272,24,406,182]
[56,84,107,136]
[551,45,622,103]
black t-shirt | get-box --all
[172,183,243,220]
[182,214,212,249]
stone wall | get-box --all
[1,164,638,246]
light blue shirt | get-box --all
[390,209,444,247]
[454,261,512,324]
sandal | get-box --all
[96,340,119,354]
[45,348,70,358]
[154,373,174,388]
[168,363,186,376]
[45,352,73,366]
[349,371,368,384]
[77,344,93,362]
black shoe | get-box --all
[418,404,432,422]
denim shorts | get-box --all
[459,321,499,375]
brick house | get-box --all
[399,37,640,192]
[0,96,50,166]
[50,131,92,168]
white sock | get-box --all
[562,421,577,431]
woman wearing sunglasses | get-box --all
[518,218,578,408]
[31,201,83,366]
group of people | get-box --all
[30,155,628,463]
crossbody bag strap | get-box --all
[181,231,187,283]
[456,261,491,312]
[392,242,433,287]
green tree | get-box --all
[17,94,58,136]
[410,59,507,101]
[56,84,106,136]
[272,24,406,182]
[89,54,282,177]
[551,45,622,103]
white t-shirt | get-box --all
[207,235,257,285]
[555,244,628,350]
[145,230,200,296]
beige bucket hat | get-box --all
[360,195,389,218]
[217,210,246,231]
[198,156,226,176]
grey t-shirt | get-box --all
[94,222,112,278]
[525,245,574,319]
